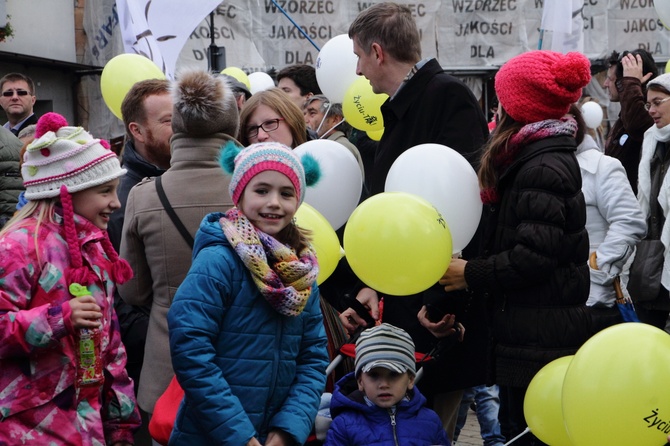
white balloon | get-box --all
[294,139,363,230]
[581,101,604,130]
[316,34,361,103]
[655,0,670,29]
[248,72,275,95]
[385,143,482,253]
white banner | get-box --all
[116,0,222,79]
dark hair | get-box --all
[478,106,523,190]
[568,104,586,146]
[607,49,658,85]
[0,72,36,94]
[276,64,321,96]
[120,79,171,142]
[348,2,421,64]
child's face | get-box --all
[238,170,299,236]
[357,367,415,409]
[70,178,121,230]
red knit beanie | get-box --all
[495,50,591,124]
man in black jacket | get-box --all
[323,2,490,442]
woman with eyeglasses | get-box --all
[239,88,307,148]
[628,72,670,327]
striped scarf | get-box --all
[219,208,318,316]
[481,117,578,204]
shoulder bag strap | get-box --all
[155,176,194,249]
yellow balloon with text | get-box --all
[294,203,342,285]
[342,77,387,132]
[221,66,251,89]
[562,323,670,445]
[367,128,384,141]
[343,192,451,295]
[101,54,165,121]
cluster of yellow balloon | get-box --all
[101,54,166,120]
[343,192,452,296]
[341,76,387,133]
[523,323,670,445]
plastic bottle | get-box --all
[70,283,104,387]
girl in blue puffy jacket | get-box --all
[168,141,329,446]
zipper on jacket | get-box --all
[388,408,399,446]
[261,320,284,437]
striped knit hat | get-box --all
[22,112,126,199]
[219,141,320,206]
[355,323,416,377]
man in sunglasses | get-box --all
[0,73,37,136]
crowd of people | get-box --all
[0,1,669,445]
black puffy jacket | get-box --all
[465,134,591,388]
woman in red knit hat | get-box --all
[429,50,594,446]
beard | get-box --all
[144,129,171,169]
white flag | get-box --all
[540,0,584,54]
[116,0,222,79]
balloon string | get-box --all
[504,427,530,445]
[270,0,320,51]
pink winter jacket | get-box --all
[0,211,140,445]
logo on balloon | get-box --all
[643,409,670,434]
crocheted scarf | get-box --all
[481,118,577,204]
[219,208,318,317]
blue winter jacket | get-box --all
[167,212,329,445]
[325,372,450,446]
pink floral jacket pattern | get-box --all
[0,212,140,445]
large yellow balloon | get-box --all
[342,77,387,132]
[562,323,670,445]
[221,66,251,90]
[294,203,342,285]
[101,54,165,120]
[367,128,384,141]
[343,192,451,295]
[524,356,574,446]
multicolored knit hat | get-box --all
[355,323,416,377]
[21,112,132,286]
[22,112,126,199]
[219,141,321,205]
[495,50,591,124]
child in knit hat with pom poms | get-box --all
[436,50,593,446]
[167,141,329,446]
[0,112,140,445]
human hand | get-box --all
[438,258,468,292]
[417,305,461,339]
[339,287,379,334]
[246,438,262,446]
[622,53,653,84]
[265,429,291,446]
[69,295,102,329]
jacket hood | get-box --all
[329,371,426,419]
[193,212,230,258]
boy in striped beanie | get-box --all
[325,323,450,445]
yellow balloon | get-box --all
[666,59,670,74]
[221,66,251,90]
[524,356,574,446]
[101,54,165,120]
[367,128,384,141]
[343,192,451,295]
[562,323,670,445]
[294,203,341,285]
[342,77,387,132]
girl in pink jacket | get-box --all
[0,113,140,445]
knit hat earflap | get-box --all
[495,50,591,124]
[219,141,321,205]
[355,323,416,377]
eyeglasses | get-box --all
[644,97,670,111]
[246,118,284,138]
[1,89,30,97]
